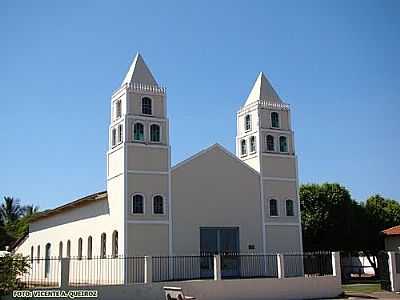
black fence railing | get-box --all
[220,253,278,279]
[152,255,214,282]
[284,252,333,277]
[18,257,60,288]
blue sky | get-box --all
[1,0,399,209]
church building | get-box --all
[14,54,303,261]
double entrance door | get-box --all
[200,227,240,278]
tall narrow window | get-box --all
[142,97,152,115]
[66,240,71,258]
[31,246,34,264]
[45,243,51,278]
[266,135,275,151]
[240,139,247,156]
[271,112,280,128]
[37,245,40,261]
[112,231,118,258]
[245,114,251,131]
[153,195,164,214]
[269,199,278,216]
[78,238,83,260]
[116,100,122,119]
[286,199,294,216]
[59,241,63,258]
[101,233,106,258]
[118,124,123,143]
[87,236,92,259]
[150,124,160,142]
[111,128,117,146]
[133,123,144,141]
[132,194,144,214]
[279,136,288,152]
[250,136,256,153]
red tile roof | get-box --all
[382,225,400,236]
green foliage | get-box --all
[0,253,30,295]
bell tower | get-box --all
[107,53,171,256]
[236,72,303,253]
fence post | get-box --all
[214,255,222,280]
[59,258,70,288]
[331,252,341,280]
[277,254,285,279]
[144,256,153,284]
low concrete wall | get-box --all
[9,276,342,300]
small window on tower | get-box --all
[150,124,160,142]
[266,135,275,151]
[250,136,256,153]
[240,139,247,156]
[132,194,144,214]
[269,199,278,216]
[271,112,280,128]
[111,128,117,147]
[245,114,251,131]
[142,97,152,115]
[133,123,144,141]
[286,199,294,216]
[153,195,164,214]
[118,124,123,143]
[279,136,288,153]
[116,100,122,119]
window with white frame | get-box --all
[112,231,118,258]
[245,114,251,131]
[118,124,123,143]
[271,112,280,128]
[66,240,71,258]
[269,199,278,216]
[279,136,288,152]
[133,123,144,141]
[153,195,164,214]
[266,135,275,151]
[115,100,122,119]
[111,128,117,146]
[142,97,152,115]
[78,238,82,260]
[250,136,256,153]
[37,245,40,261]
[58,241,63,258]
[240,139,247,156]
[150,124,160,142]
[87,236,92,259]
[132,194,144,214]
[286,199,294,216]
[100,233,106,258]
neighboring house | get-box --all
[382,225,400,251]
[13,53,303,261]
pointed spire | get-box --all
[244,72,282,106]
[121,53,158,87]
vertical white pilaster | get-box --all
[144,256,153,284]
[214,255,222,280]
[277,253,285,279]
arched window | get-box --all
[66,240,71,258]
[115,100,122,119]
[59,241,63,258]
[30,246,34,264]
[118,124,123,143]
[78,238,83,260]
[286,199,294,216]
[150,124,160,142]
[153,195,164,214]
[245,114,251,131]
[45,243,51,277]
[240,139,247,156]
[279,136,288,152]
[87,236,92,259]
[133,123,144,141]
[269,199,278,216]
[142,97,152,115]
[37,245,40,262]
[111,128,117,146]
[266,135,275,151]
[100,233,106,258]
[112,231,118,258]
[132,194,144,214]
[271,112,280,128]
[250,136,256,153]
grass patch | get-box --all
[343,283,382,293]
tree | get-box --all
[0,253,30,295]
[0,197,24,225]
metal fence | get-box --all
[221,253,278,279]
[18,257,60,288]
[284,252,333,277]
[152,255,214,282]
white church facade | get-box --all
[14,54,303,262]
